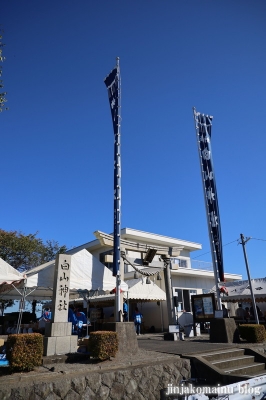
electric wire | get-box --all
[192,237,266,260]
[191,239,239,260]
[251,237,266,242]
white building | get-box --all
[69,228,242,332]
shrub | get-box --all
[6,333,43,372]
[88,331,118,360]
[239,324,266,343]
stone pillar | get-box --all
[210,318,240,343]
[43,254,77,356]
[163,257,176,326]
[102,322,139,356]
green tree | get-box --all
[0,229,67,271]
[0,299,14,317]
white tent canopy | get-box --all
[85,278,166,305]
[125,278,166,301]
[0,258,25,291]
[215,278,266,303]
[0,249,128,300]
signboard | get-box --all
[169,325,180,333]
[90,309,102,322]
[191,293,216,322]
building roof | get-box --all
[120,228,202,251]
[67,227,202,254]
[217,278,266,303]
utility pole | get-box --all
[240,234,259,324]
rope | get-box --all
[121,252,164,277]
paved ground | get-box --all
[137,333,266,356]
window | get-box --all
[172,258,188,268]
[174,289,197,312]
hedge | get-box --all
[88,331,118,360]
[6,333,43,372]
[239,324,266,343]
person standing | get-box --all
[68,305,77,333]
[250,305,263,319]
[123,300,128,322]
[133,307,143,335]
[235,304,245,320]
[244,307,251,322]
[41,307,52,322]
[222,304,229,318]
[75,307,87,338]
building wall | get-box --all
[82,230,241,331]
[135,276,218,332]
[171,275,216,292]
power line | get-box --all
[223,239,239,247]
[191,239,238,260]
[191,237,266,260]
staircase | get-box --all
[185,348,266,385]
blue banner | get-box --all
[195,112,224,282]
[104,65,121,277]
[104,67,119,135]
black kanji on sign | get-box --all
[59,284,69,298]
[58,299,67,311]
[104,67,119,134]
[196,113,224,282]
[60,272,69,282]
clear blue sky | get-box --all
[1,1,266,280]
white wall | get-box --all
[171,275,216,292]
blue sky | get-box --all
[1,0,266,280]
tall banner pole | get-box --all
[104,57,122,322]
[193,107,223,310]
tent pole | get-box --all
[160,301,164,332]
[86,297,89,337]
[127,291,129,322]
[16,279,27,334]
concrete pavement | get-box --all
[137,333,266,356]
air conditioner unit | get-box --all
[171,263,179,270]
[104,254,113,263]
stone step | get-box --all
[223,362,266,376]
[212,355,254,369]
[191,347,266,385]
[202,348,245,362]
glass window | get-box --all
[174,289,183,311]
[174,289,198,313]
[180,259,187,268]
[183,290,191,312]
[172,258,187,268]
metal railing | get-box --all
[190,260,213,271]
